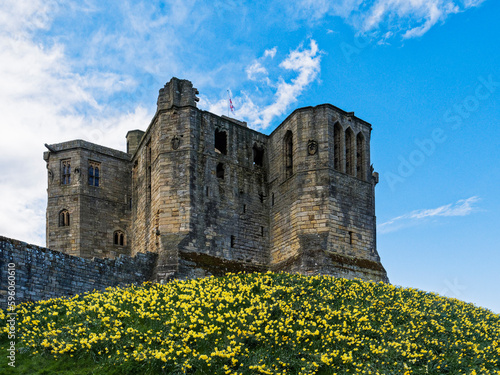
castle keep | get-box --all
[43,77,388,283]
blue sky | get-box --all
[0,0,498,313]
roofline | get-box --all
[268,103,372,138]
[45,139,131,161]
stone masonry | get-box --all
[0,236,157,308]
[44,77,388,284]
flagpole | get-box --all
[227,90,230,117]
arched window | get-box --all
[356,132,366,180]
[333,122,342,172]
[59,209,70,227]
[284,130,293,178]
[113,230,125,246]
[345,128,355,176]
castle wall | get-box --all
[45,141,132,259]
[178,112,269,278]
[0,236,156,309]
[42,78,388,284]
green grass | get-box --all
[1,272,499,374]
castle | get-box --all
[43,77,388,283]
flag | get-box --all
[228,90,235,114]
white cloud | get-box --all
[264,47,277,58]
[202,40,322,131]
[246,62,268,81]
[378,196,481,234]
[0,2,153,246]
[293,0,487,39]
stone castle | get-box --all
[43,77,388,283]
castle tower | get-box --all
[267,106,386,280]
[44,141,132,259]
[44,77,388,283]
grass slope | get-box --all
[1,272,499,375]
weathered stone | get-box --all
[39,77,387,288]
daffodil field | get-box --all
[1,272,499,374]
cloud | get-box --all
[378,196,481,234]
[264,47,277,58]
[0,1,154,246]
[202,40,322,131]
[292,0,487,39]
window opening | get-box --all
[61,160,71,185]
[215,129,227,155]
[216,163,225,179]
[88,161,100,187]
[243,204,246,213]
[253,144,264,166]
[334,122,342,171]
[284,131,293,178]
[146,141,152,200]
[356,132,365,180]
[261,226,264,237]
[59,210,70,227]
[345,128,354,176]
[230,235,235,248]
[114,231,125,246]
[271,193,275,206]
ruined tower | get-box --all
[44,77,388,282]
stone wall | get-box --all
[44,140,132,259]
[0,236,157,309]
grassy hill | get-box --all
[1,272,499,374]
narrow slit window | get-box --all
[261,226,264,237]
[216,163,225,179]
[230,235,235,248]
[334,122,342,171]
[356,132,365,180]
[345,128,355,176]
[284,131,293,178]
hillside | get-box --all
[1,272,499,374]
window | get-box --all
[230,235,235,248]
[61,160,71,185]
[253,144,264,166]
[146,141,152,201]
[113,231,125,246]
[88,161,100,187]
[215,129,227,155]
[345,128,355,176]
[284,131,293,178]
[216,163,225,179]
[271,193,275,206]
[356,132,365,180]
[59,210,70,227]
[334,122,342,171]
